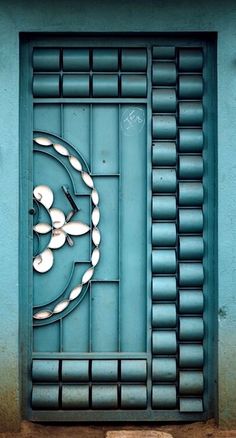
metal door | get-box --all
[20,35,216,421]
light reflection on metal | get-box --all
[33,223,52,234]
[92,227,101,246]
[34,136,53,146]
[33,248,54,273]
[91,247,100,267]
[49,208,66,229]
[48,229,67,249]
[92,207,100,226]
[33,135,101,320]
[91,189,99,206]
[33,185,54,209]
[69,155,82,171]
[53,143,69,156]
[33,187,89,261]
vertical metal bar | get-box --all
[118,103,121,353]
[89,283,92,353]
[203,38,217,419]
[89,101,93,353]
[60,103,64,138]
[175,47,180,410]
[146,45,153,409]
[89,103,93,262]
[20,36,35,420]
[89,103,93,173]
[59,103,64,352]
[59,319,63,353]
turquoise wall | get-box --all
[0,0,236,431]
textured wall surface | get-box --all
[0,0,236,431]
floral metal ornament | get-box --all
[33,185,90,273]
[32,135,101,321]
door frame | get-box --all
[19,32,217,422]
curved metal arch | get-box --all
[32,131,101,326]
[33,262,75,309]
[34,130,90,173]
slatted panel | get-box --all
[31,359,147,410]
[151,46,178,410]
[151,46,205,413]
[178,48,204,412]
[32,48,147,98]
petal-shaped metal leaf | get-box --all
[49,208,65,229]
[53,143,69,156]
[33,248,54,273]
[92,227,101,246]
[69,284,83,301]
[81,171,94,188]
[33,185,54,210]
[53,300,69,314]
[92,207,100,227]
[91,248,100,267]
[82,267,94,284]
[69,155,82,172]
[62,221,90,236]
[48,229,66,249]
[34,137,52,146]
[33,223,52,234]
[33,309,53,320]
[91,189,99,206]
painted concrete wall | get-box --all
[0,0,236,431]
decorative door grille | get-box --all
[20,35,216,422]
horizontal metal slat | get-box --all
[152,62,177,85]
[152,385,177,409]
[152,276,177,301]
[152,142,177,166]
[152,223,177,247]
[179,49,203,72]
[152,358,177,382]
[63,48,90,71]
[152,331,177,355]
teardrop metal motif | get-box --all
[48,229,67,249]
[53,143,69,156]
[91,189,99,206]
[49,208,65,229]
[92,227,101,246]
[69,155,82,172]
[33,248,54,273]
[32,133,102,320]
[92,207,100,227]
[34,137,53,146]
[33,310,53,320]
[91,248,100,267]
[82,171,94,188]
[69,285,83,301]
[33,185,54,210]
[62,221,90,236]
[33,223,52,234]
[82,267,94,284]
[53,300,70,314]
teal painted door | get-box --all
[21,35,216,421]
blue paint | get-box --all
[0,0,235,431]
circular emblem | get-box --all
[121,107,145,136]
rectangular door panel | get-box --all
[20,35,216,422]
